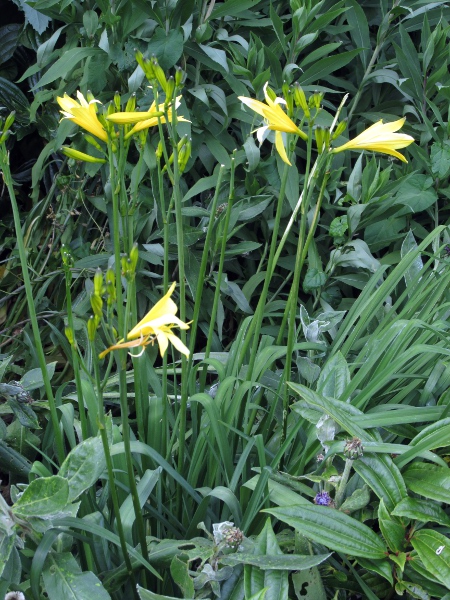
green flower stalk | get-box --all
[0,114,65,464]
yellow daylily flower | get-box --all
[57,91,108,142]
[99,282,189,359]
[238,83,307,165]
[107,96,188,138]
[332,117,414,163]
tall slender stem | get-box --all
[92,347,139,600]
[0,143,65,464]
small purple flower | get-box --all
[314,491,333,506]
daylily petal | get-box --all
[255,125,269,145]
[332,118,413,162]
[57,91,107,142]
[100,282,190,359]
[155,330,169,357]
[165,331,190,357]
[275,130,291,165]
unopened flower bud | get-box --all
[94,268,103,296]
[84,135,103,152]
[65,326,75,347]
[315,127,325,151]
[151,56,167,92]
[285,87,294,116]
[61,244,74,267]
[90,293,103,318]
[175,66,184,87]
[309,91,323,110]
[61,146,107,164]
[87,315,98,342]
[129,243,139,272]
[106,267,116,305]
[165,76,175,105]
[155,140,163,160]
[126,93,136,112]
[114,91,121,111]
[293,84,310,118]
[331,119,348,141]
[178,139,191,173]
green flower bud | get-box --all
[65,326,75,347]
[94,268,103,296]
[90,294,103,318]
[178,138,191,173]
[106,267,116,305]
[315,126,324,151]
[151,56,167,92]
[293,84,310,118]
[129,243,139,272]
[126,93,136,112]
[61,146,107,163]
[175,66,184,87]
[309,91,323,109]
[165,76,175,105]
[285,87,294,116]
[84,135,103,152]
[331,118,348,141]
[114,91,121,111]
[155,140,163,160]
[61,244,74,268]
[87,315,98,342]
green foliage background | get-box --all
[1,0,450,599]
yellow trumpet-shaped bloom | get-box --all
[107,96,188,138]
[238,83,307,165]
[99,282,189,359]
[57,91,108,142]
[332,117,414,163]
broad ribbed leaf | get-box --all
[411,529,450,588]
[392,497,450,527]
[265,506,387,559]
[353,454,407,512]
[221,553,331,570]
[378,499,405,553]
[403,463,450,503]
[288,382,366,439]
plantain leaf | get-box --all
[411,529,450,588]
[353,454,407,512]
[403,463,450,503]
[264,506,387,559]
[392,497,450,527]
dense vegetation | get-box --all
[1,0,450,598]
